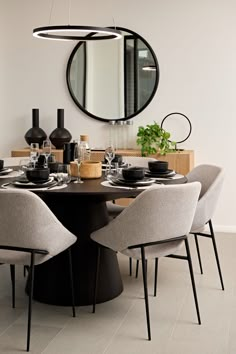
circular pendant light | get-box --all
[33,25,122,41]
[142,65,157,71]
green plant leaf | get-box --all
[136,121,176,156]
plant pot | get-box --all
[24,108,47,147]
[49,109,72,149]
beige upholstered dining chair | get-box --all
[106,156,157,273]
[151,164,225,297]
[91,182,201,340]
[186,164,225,289]
[123,156,157,167]
[3,156,27,167]
[0,189,77,351]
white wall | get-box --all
[1,0,236,230]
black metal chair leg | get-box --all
[24,265,30,277]
[68,248,76,317]
[129,257,132,276]
[27,252,35,352]
[10,264,15,308]
[209,220,225,290]
[154,258,158,297]
[194,234,203,274]
[93,246,101,314]
[141,247,151,340]
[185,239,201,325]
[135,260,139,278]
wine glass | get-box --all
[71,144,84,183]
[30,143,39,168]
[42,140,51,167]
[105,146,115,179]
[73,161,84,184]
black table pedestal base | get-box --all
[30,195,123,306]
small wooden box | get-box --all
[80,161,102,179]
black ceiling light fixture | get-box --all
[142,65,157,71]
[33,0,122,41]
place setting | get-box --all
[0,159,20,178]
[144,160,187,184]
[1,142,70,191]
[102,165,157,190]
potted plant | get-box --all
[136,121,176,156]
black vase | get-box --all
[49,109,72,149]
[24,108,47,147]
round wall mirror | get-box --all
[66,27,160,122]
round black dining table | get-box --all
[0,172,142,306]
[1,170,187,306]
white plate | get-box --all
[0,168,13,176]
[102,163,128,170]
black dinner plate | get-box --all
[12,176,55,189]
[110,176,155,187]
[145,169,176,178]
[0,167,13,176]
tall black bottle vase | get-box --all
[24,108,47,147]
[49,109,72,149]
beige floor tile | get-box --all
[0,232,234,353]
[0,323,61,353]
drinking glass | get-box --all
[30,143,39,168]
[105,146,115,179]
[57,164,71,185]
[19,158,31,176]
[42,140,51,167]
[73,143,84,184]
[73,160,84,184]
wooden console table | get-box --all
[115,149,194,176]
[89,149,194,176]
[11,148,64,163]
[11,148,194,176]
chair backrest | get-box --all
[186,164,224,231]
[123,156,157,168]
[0,189,76,263]
[3,157,29,167]
[91,182,201,252]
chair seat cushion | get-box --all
[121,240,184,260]
[190,225,205,233]
[0,250,52,265]
[106,201,126,218]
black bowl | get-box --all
[148,160,168,173]
[26,168,50,183]
[0,159,4,171]
[122,167,145,181]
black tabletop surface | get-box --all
[0,167,187,202]
[0,169,142,202]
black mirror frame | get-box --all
[66,26,160,122]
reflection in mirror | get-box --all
[66,27,159,122]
